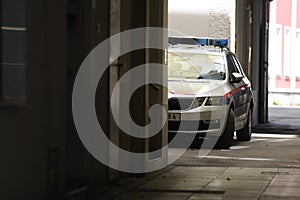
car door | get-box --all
[226,53,246,128]
[231,54,252,123]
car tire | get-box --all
[214,109,235,149]
[236,109,252,141]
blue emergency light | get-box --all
[169,37,228,48]
[212,39,228,47]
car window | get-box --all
[231,55,245,76]
[168,52,226,80]
[227,54,240,73]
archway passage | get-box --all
[266,0,300,132]
[268,0,300,108]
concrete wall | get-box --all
[66,0,110,198]
[168,0,236,50]
[0,0,67,199]
[1,0,168,199]
[1,0,110,199]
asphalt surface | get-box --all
[254,106,300,134]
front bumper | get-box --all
[168,105,229,134]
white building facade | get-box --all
[268,0,300,106]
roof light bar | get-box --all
[169,37,228,48]
[213,39,228,47]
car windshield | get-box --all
[168,52,226,80]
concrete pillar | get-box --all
[252,0,270,124]
[107,0,168,174]
[236,0,252,78]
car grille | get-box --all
[168,97,194,110]
[168,120,220,131]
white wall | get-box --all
[168,0,236,50]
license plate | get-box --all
[168,113,181,121]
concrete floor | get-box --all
[100,107,300,200]
[115,167,300,200]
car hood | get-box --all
[168,78,227,98]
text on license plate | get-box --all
[168,113,181,121]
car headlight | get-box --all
[205,96,224,106]
[190,97,205,109]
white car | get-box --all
[168,37,253,148]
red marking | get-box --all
[224,84,249,100]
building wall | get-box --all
[269,0,300,106]
[66,0,110,198]
[168,0,236,50]
[1,0,168,199]
[1,0,111,199]
[0,0,67,199]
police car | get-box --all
[168,37,253,148]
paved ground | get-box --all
[100,107,300,200]
[254,106,300,134]
[116,167,300,200]
[269,107,300,125]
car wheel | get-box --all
[236,109,252,141]
[214,109,234,149]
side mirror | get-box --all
[230,72,243,83]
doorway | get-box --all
[267,0,300,127]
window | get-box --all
[283,26,291,78]
[231,54,245,75]
[168,52,226,80]
[1,0,27,105]
[227,54,242,74]
[268,24,282,77]
[293,29,300,78]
